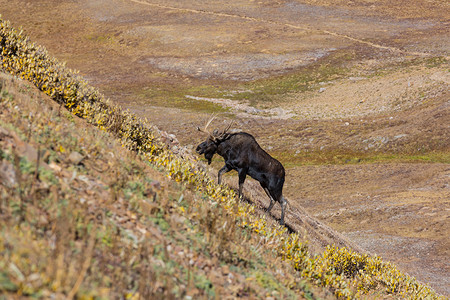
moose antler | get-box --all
[197,114,216,138]
[214,120,234,140]
[197,115,233,141]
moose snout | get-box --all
[196,143,205,154]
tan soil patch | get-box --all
[285,163,450,294]
[285,66,449,120]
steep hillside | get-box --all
[0,16,446,299]
[0,72,325,299]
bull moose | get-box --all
[196,117,287,225]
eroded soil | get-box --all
[1,0,449,295]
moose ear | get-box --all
[212,129,219,135]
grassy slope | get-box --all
[0,18,445,299]
[0,73,322,299]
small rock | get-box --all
[38,214,49,226]
[222,265,230,275]
[0,126,11,139]
[349,77,365,81]
[49,162,62,172]
[168,134,179,144]
[14,139,38,163]
[0,160,17,187]
[170,214,186,224]
[394,134,407,140]
[68,151,84,165]
[318,87,326,93]
[160,131,179,146]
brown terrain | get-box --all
[1,0,448,295]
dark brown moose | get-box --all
[196,117,287,225]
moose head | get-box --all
[196,116,233,165]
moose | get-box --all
[196,117,287,225]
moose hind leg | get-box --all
[263,188,275,213]
[268,187,285,225]
[279,196,287,225]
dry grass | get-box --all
[0,74,321,299]
[293,0,450,20]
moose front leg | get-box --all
[218,165,231,185]
[237,168,248,200]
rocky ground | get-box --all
[0,0,448,294]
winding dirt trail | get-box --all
[129,0,437,58]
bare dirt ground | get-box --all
[1,0,449,295]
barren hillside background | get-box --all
[1,0,448,294]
